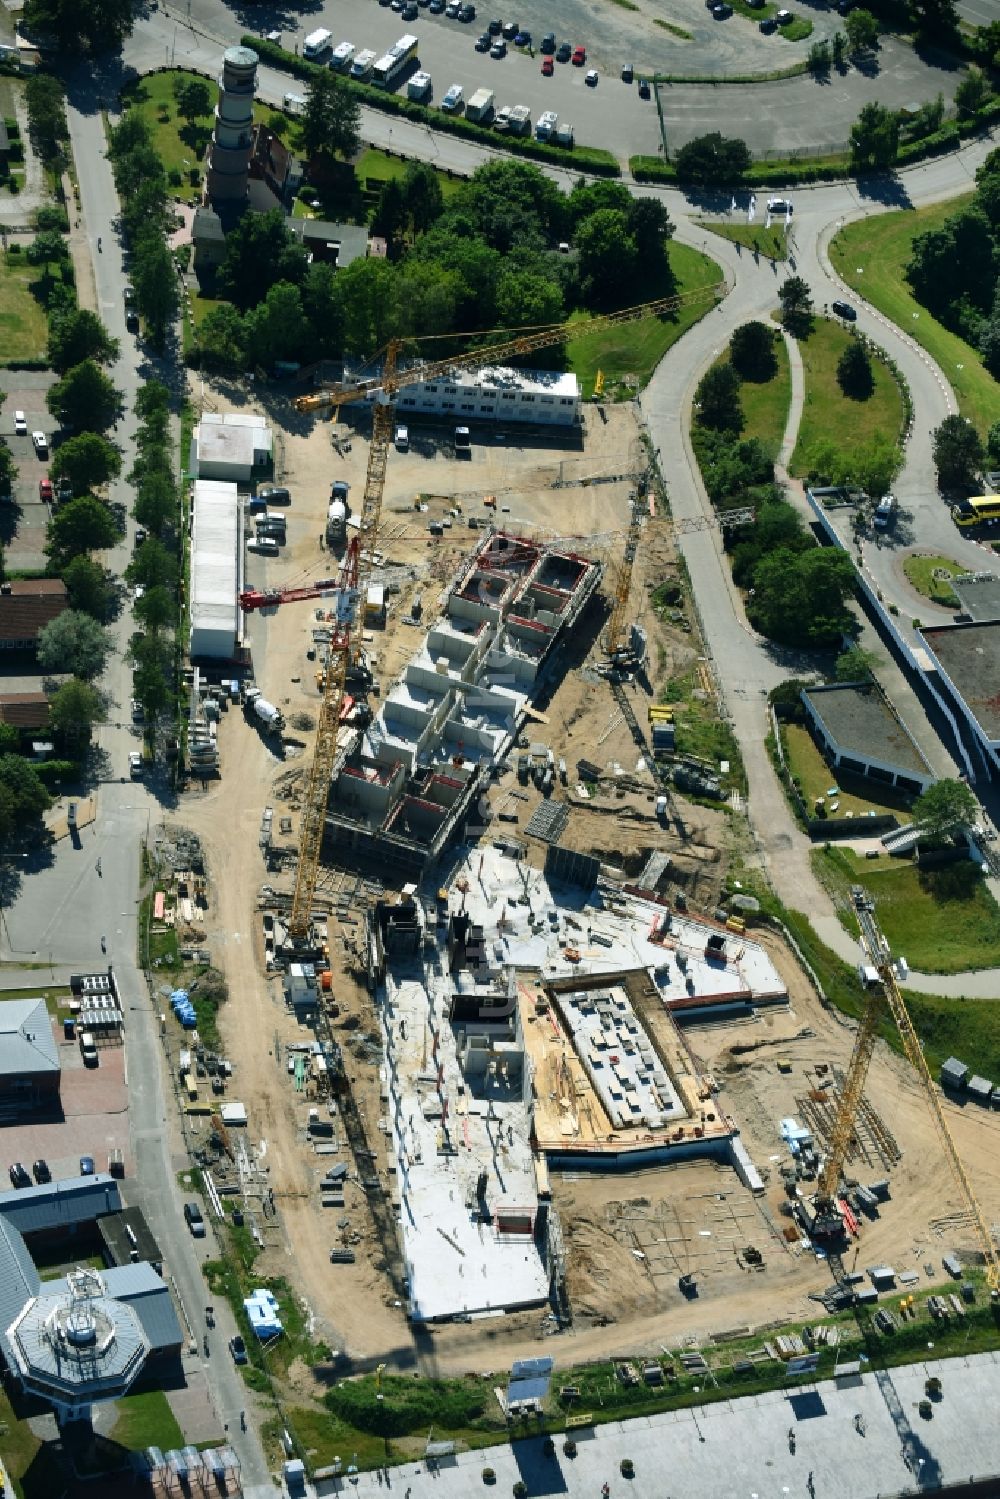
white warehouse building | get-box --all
[190,480,240,660]
[192,412,272,482]
[393,365,580,427]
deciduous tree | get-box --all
[932,414,985,495]
[47,677,106,741]
[575,209,638,307]
[674,133,752,186]
[850,102,899,173]
[845,8,879,52]
[62,555,112,620]
[22,0,132,52]
[46,494,119,565]
[914,777,979,839]
[729,322,778,381]
[49,433,121,497]
[216,209,308,312]
[778,275,813,335]
[47,360,122,434]
[0,756,51,843]
[48,308,119,373]
[37,608,110,680]
[694,363,743,434]
[301,70,361,163]
[837,338,875,399]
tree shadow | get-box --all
[854,175,912,210]
[852,51,882,79]
[911,38,964,72]
[917,859,980,903]
[228,0,325,31]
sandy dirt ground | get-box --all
[172,379,1000,1387]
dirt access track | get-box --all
[174,381,995,1378]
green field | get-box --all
[790,316,905,478]
[902,553,965,609]
[698,219,789,261]
[782,721,914,822]
[779,16,813,39]
[814,844,1000,974]
[0,252,50,364]
[830,198,999,438]
[567,242,723,398]
[112,1391,185,1453]
[738,332,791,457]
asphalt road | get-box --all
[144,0,964,161]
[0,79,273,1496]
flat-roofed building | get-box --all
[192,412,272,481]
[918,620,1000,776]
[392,365,580,428]
[189,479,240,660]
[800,681,934,794]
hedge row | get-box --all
[242,36,620,177]
[650,61,809,84]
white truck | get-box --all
[408,70,432,100]
[350,48,377,79]
[534,110,557,141]
[508,104,531,136]
[466,87,495,124]
[245,687,285,735]
[303,27,333,59]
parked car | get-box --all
[621,62,633,81]
[39,477,53,502]
[501,18,518,36]
[571,44,586,64]
[638,78,651,98]
[249,537,280,556]
[402,1,418,16]
[32,1159,51,1184]
[767,197,793,215]
[759,16,777,29]
[555,41,571,60]
[487,16,502,31]
[126,310,140,333]
[585,67,598,84]
[230,1335,248,1365]
[79,1155,95,1176]
[134,526,147,547]
[490,38,506,56]
[395,424,410,450]
[32,431,48,457]
[130,698,145,723]
[459,4,476,19]
[445,0,462,14]
[13,410,27,436]
[57,475,73,502]
[257,484,291,504]
[513,29,530,44]
[713,4,733,16]
[9,1163,31,1189]
[540,31,555,51]
[184,1200,206,1237]
[541,55,553,73]
[776,7,792,19]
[123,286,135,305]
[832,299,857,321]
[128,751,143,779]
[475,30,491,47]
[428,0,445,12]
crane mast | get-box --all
[814,887,1000,1293]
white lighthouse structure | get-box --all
[206,44,258,207]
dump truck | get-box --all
[245,687,285,735]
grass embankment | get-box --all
[814,843,1000,976]
[698,219,790,261]
[902,554,965,609]
[781,721,914,822]
[0,251,51,363]
[830,198,998,438]
[790,316,905,477]
[567,241,723,398]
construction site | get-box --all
[159,332,1000,1427]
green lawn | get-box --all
[698,219,789,261]
[814,844,1000,975]
[790,316,905,478]
[782,721,914,822]
[121,70,279,202]
[739,334,791,457]
[902,553,966,609]
[293,147,462,223]
[830,198,999,439]
[567,242,723,398]
[0,253,49,364]
[780,16,813,39]
[112,1391,185,1453]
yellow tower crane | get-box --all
[813,886,1000,1294]
[285,281,728,945]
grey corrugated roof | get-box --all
[0,997,59,1076]
[7,1286,147,1394]
[0,1214,41,1366]
[0,1174,121,1236]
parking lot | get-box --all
[1,1009,131,1185]
[2,379,57,572]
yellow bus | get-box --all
[953,496,1000,529]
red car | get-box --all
[38,477,53,502]
[571,44,586,64]
[541,55,553,74]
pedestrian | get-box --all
[95,858,102,877]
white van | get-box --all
[330,41,355,71]
[350,48,377,79]
[441,83,464,113]
[408,70,432,101]
[303,27,333,59]
[283,93,307,114]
